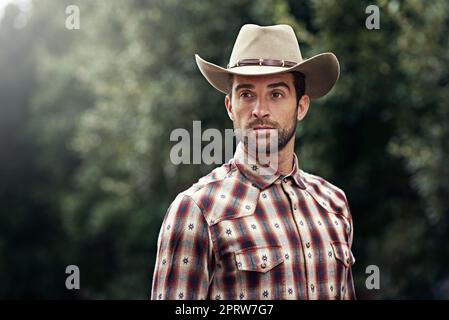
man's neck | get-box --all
[243,139,296,175]
[276,139,295,175]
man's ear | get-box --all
[225,94,234,121]
[297,94,310,121]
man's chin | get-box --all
[236,127,281,156]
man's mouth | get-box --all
[252,126,275,130]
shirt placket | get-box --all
[280,177,316,299]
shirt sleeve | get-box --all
[151,194,214,300]
[343,196,357,300]
[345,265,357,300]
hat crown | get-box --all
[229,24,303,67]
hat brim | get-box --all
[195,52,340,100]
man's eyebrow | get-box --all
[234,83,255,92]
[267,82,291,92]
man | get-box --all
[151,24,356,300]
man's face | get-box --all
[225,73,308,153]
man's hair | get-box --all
[227,71,306,108]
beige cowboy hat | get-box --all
[195,24,340,100]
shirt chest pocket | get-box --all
[326,241,355,299]
[234,245,284,272]
[331,241,355,268]
[233,245,286,299]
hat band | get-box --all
[227,58,297,69]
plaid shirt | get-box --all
[151,143,356,300]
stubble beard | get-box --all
[235,112,298,156]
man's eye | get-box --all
[240,92,253,98]
[272,92,284,98]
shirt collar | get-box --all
[233,142,306,190]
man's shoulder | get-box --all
[157,165,237,243]
[170,161,255,224]
[179,161,236,198]
[300,169,351,216]
[170,161,230,200]
[301,170,346,197]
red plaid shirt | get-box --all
[151,143,356,300]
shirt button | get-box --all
[283,178,288,183]
[261,262,267,269]
[306,242,311,248]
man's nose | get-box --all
[251,98,270,118]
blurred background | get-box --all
[0,0,448,299]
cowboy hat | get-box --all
[195,24,340,100]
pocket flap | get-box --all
[234,245,284,273]
[331,241,355,267]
